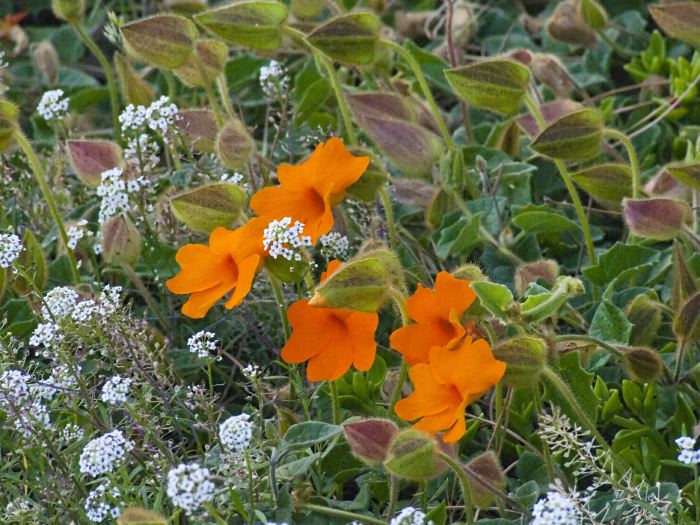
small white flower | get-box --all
[263,217,312,261]
[67,220,88,249]
[37,89,69,121]
[319,232,350,260]
[187,331,218,359]
[29,321,63,350]
[166,462,216,514]
[42,286,80,320]
[79,430,134,477]
[0,233,22,268]
[100,376,132,406]
[219,413,253,453]
[675,436,696,450]
[0,369,31,406]
[84,480,122,523]
[259,60,288,98]
[96,168,130,223]
[62,423,85,441]
[531,491,579,525]
[390,507,433,525]
[242,364,261,379]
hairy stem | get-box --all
[603,128,641,199]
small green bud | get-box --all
[625,294,662,347]
[492,336,548,387]
[531,108,604,161]
[452,264,487,283]
[215,118,256,171]
[622,347,663,383]
[343,418,398,466]
[307,12,381,65]
[114,52,154,107]
[101,215,142,265]
[623,198,688,241]
[51,0,85,23]
[175,109,219,154]
[384,429,448,481]
[173,39,228,88]
[121,14,198,69]
[66,140,124,188]
[465,451,506,509]
[170,183,246,233]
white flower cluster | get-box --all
[67,220,89,250]
[319,232,350,260]
[390,507,433,525]
[84,480,122,523]
[219,413,253,453]
[62,423,85,441]
[263,217,311,261]
[221,172,245,185]
[0,369,52,437]
[100,376,132,406]
[119,96,179,137]
[531,491,579,525]
[259,60,288,98]
[0,369,30,406]
[42,286,80,319]
[675,435,700,465]
[0,233,23,268]
[242,363,261,379]
[79,430,134,477]
[96,167,148,224]
[37,89,69,121]
[166,462,216,514]
[187,331,218,359]
[33,364,78,401]
[125,133,161,171]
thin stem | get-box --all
[122,263,172,332]
[268,271,290,341]
[674,338,686,384]
[388,287,410,412]
[329,379,341,424]
[193,51,224,127]
[382,38,454,147]
[554,334,624,357]
[217,74,236,119]
[378,185,398,250]
[71,22,121,139]
[387,475,398,518]
[14,131,81,283]
[603,128,641,199]
[436,452,474,525]
[524,94,597,267]
[299,503,385,525]
[245,450,256,520]
[319,54,358,146]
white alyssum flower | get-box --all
[242,364,261,379]
[675,435,700,465]
[42,286,80,319]
[187,331,218,359]
[0,369,31,406]
[390,507,433,525]
[96,167,148,224]
[119,96,179,137]
[125,133,160,170]
[219,413,253,453]
[531,491,579,525]
[12,400,52,438]
[79,430,134,477]
[84,480,122,523]
[166,462,216,514]
[100,376,132,406]
[319,232,350,260]
[33,364,78,400]
[221,172,245,185]
[259,60,288,98]
[29,321,63,353]
[62,423,85,441]
[37,89,69,121]
[263,217,311,261]
[0,233,22,268]
[67,220,89,249]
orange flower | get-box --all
[394,338,506,443]
[249,138,369,243]
[390,271,477,365]
[166,218,267,318]
[281,261,379,381]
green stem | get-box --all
[329,379,340,424]
[71,22,121,139]
[14,131,81,283]
[524,94,596,267]
[193,52,224,127]
[245,450,256,519]
[388,287,410,412]
[382,39,453,147]
[320,54,358,146]
[378,185,398,250]
[299,503,385,525]
[387,475,398,518]
[203,503,228,525]
[674,338,686,384]
[122,263,172,333]
[268,271,290,341]
[436,452,474,525]
[541,366,627,474]
[554,334,624,357]
[603,128,641,199]
[217,74,236,119]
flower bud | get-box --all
[464,451,506,509]
[514,259,559,297]
[546,0,597,47]
[492,336,548,387]
[644,167,690,201]
[649,2,700,49]
[571,164,632,210]
[67,139,124,187]
[291,0,325,20]
[121,14,198,69]
[101,215,142,265]
[622,347,663,383]
[170,183,246,233]
[32,40,60,85]
[216,118,256,171]
[173,39,228,88]
[175,109,219,154]
[531,108,603,160]
[384,429,448,481]
[666,161,700,191]
[674,291,700,345]
[625,294,662,347]
[516,99,583,138]
[0,100,18,152]
[343,418,398,466]
[623,198,688,241]
[672,241,698,312]
[163,0,208,16]
[51,0,85,23]
[117,507,167,525]
[307,12,381,65]
[529,53,575,99]
[114,52,154,107]
[452,264,487,283]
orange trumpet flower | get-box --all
[281,261,379,381]
[394,337,506,443]
[390,271,477,365]
[250,138,369,243]
[166,217,267,318]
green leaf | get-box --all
[277,453,321,479]
[471,281,513,321]
[547,351,599,426]
[307,12,381,64]
[281,422,342,450]
[435,212,484,259]
[512,205,580,235]
[583,243,660,287]
[170,183,246,233]
[589,300,632,345]
[13,230,48,296]
[295,78,331,125]
[649,3,700,48]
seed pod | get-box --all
[52,0,85,23]
[384,429,448,481]
[114,52,154,106]
[175,109,219,154]
[170,183,246,233]
[625,294,662,347]
[465,451,506,509]
[531,108,604,161]
[66,139,124,187]
[121,14,198,69]
[546,0,597,47]
[307,12,381,65]
[623,198,688,241]
[215,118,256,171]
[649,2,700,49]
[623,347,663,383]
[173,39,228,88]
[343,418,398,466]
[32,40,60,85]
[492,336,548,387]
[101,215,142,265]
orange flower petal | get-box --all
[166,244,236,294]
[390,318,462,365]
[346,311,379,371]
[181,279,236,319]
[224,254,260,309]
[307,340,354,381]
[394,365,457,420]
[442,399,469,443]
[433,271,476,320]
[430,338,506,396]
